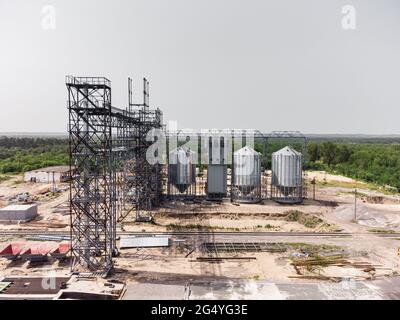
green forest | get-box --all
[258,138,400,191]
[306,142,400,190]
[0,136,68,175]
[1,135,400,191]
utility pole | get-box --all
[311,177,316,200]
[354,182,357,221]
[52,171,56,192]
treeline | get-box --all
[0,136,68,174]
[0,136,68,149]
[307,142,400,190]
[307,135,400,144]
[1,136,399,191]
[253,138,400,190]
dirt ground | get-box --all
[0,175,69,230]
[0,171,400,285]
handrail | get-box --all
[65,75,111,87]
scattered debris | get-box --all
[366,195,384,204]
[185,249,195,258]
[203,242,287,254]
[26,221,68,228]
[195,256,257,262]
[26,235,70,242]
[290,252,309,258]
[368,228,396,234]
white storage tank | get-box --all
[168,147,196,193]
[232,146,261,203]
[271,146,303,203]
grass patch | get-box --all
[166,223,239,231]
[315,179,397,195]
[11,178,24,185]
[337,190,368,198]
[303,216,324,228]
[138,219,158,226]
[287,243,347,275]
[255,223,280,230]
[285,210,326,229]
[286,210,301,222]
[314,179,366,189]
[264,224,280,230]
[0,174,11,182]
[286,242,342,253]
[166,223,280,232]
[166,223,213,231]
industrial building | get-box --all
[66,75,308,275]
[24,166,75,183]
[0,204,38,222]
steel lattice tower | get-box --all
[67,76,116,275]
[67,76,164,274]
[118,78,164,222]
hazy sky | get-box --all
[0,0,399,134]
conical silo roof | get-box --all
[169,146,196,160]
[272,146,301,156]
[234,146,260,156]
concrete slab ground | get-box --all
[190,281,286,300]
[123,283,186,300]
[123,277,400,300]
[0,276,69,300]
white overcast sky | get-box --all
[0,0,399,134]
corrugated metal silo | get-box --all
[168,147,196,193]
[232,146,262,203]
[271,146,303,203]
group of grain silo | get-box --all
[231,145,303,203]
[168,145,304,203]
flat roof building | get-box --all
[24,166,75,183]
[0,204,38,222]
